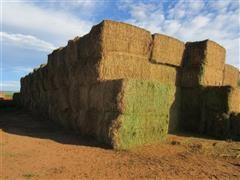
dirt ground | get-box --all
[0,101,240,179]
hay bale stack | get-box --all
[14,20,239,148]
[74,79,175,149]
[182,40,225,87]
[223,64,239,87]
[13,20,184,148]
[180,39,228,134]
[151,34,185,66]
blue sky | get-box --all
[1,0,239,91]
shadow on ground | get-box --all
[1,100,230,150]
[0,100,110,149]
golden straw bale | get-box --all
[151,33,184,66]
[229,87,240,113]
[223,64,239,87]
[182,39,225,87]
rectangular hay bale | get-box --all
[181,40,225,87]
[222,64,239,87]
[111,79,177,149]
[228,87,240,113]
[151,33,185,66]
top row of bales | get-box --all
[46,20,239,88]
[179,36,240,139]
[182,40,239,88]
[46,21,184,86]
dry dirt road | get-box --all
[0,101,240,179]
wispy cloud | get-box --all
[35,0,102,12]
[1,32,56,52]
[120,0,240,68]
[0,80,20,92]
[11,66,33,74]
[2,1,94,42]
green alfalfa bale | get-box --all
[111,79,176,149]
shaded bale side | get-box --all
[88,80,123,112]
[181,67,201,87]
[182,40,225,70]
[47,86,71,128]
[201,86,231,138]
[47,50,61,90]
[53,47,70,88]
[77,23,103,60]
[180,86,240,139]
[75,80,123,144]
[180,87,203,133]
[181,40,225,87]
[74,60,101,85]
[182,64,224,87]
[168,87,182,133]
[230,112,240,139]
[223,64,239,87]
[13,93,21,106]
[151,33,185,66]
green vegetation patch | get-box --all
[114,79,176,149]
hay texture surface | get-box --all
[222,64,239,87]
[112,79,177,149]
[13,20,239,148]
[181,86,240,139]
[151,33,185,66]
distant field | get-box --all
[0,91,15,100]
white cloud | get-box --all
[1,32,56,52]
[11,66,33,74]
[119,0,240,68]
[1,1,94,42]
[48,0,99,10]
[0,80,20,91]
